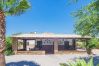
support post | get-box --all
[72,39,76,50]
[54,40,58,54]
[23,39,27,50]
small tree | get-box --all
[72,0,99,54]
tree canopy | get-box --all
[72,0,99,37]
[0,0,30,16]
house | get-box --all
[11,33,91,54]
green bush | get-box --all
[5,50,13,56]
[60,58,99,66]
[96,44,99,49]
[5,37,14,56]
[93,38,99,49]
[76,41,85,49]
[85,38,99,54]
[76,38,99,55]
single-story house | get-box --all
[11,33,91,54]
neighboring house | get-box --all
[11,33,91,54]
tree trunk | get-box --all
[0,10,6,66]
[86,48,92,55]
[0,53,5,66]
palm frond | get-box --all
[0,0,30,16]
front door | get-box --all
[37,41,42,50]
[45,42,54,54]
[64,41,69,50]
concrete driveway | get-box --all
[6,54,89,66]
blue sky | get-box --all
[6,0,91,36]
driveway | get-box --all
[6,54,89,66]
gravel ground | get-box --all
[6,54,90,66]
[5,49,99,66]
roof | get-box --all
[11,33,91,39]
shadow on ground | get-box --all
[93,56,99,66]
[6,61,40,66]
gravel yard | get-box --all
[6,54,89,66]
[6,49,99,66]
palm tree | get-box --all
[0,0,30,66]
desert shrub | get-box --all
[60,58,99,66]
[5,37,14,56]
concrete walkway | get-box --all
[6,54,89,66]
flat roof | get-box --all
[11,33,91,39]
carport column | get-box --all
[72,39,76,50]
[54,40,58,54]
[23,39,27,50]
